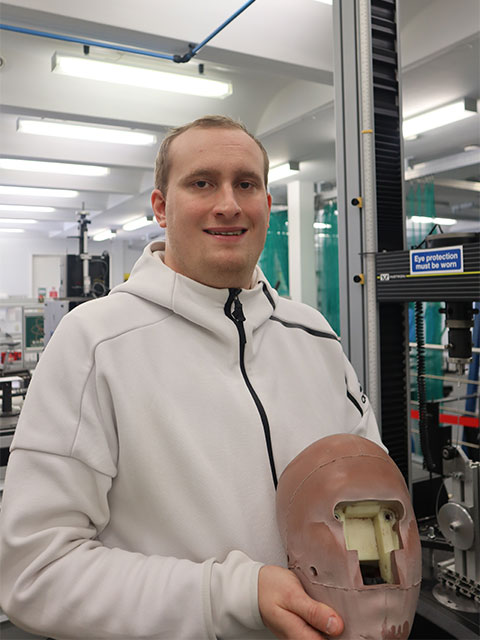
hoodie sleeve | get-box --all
[0,450,266,639]
[0,313,266,640]
[343,354,386,451]
[342,352,385,450]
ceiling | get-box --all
[0,0,479,248]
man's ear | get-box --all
[151,189,167,228]
[267,192,272,226]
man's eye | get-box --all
[194,180,209,189]
[239,181,253,190]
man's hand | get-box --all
[258,565,344,639]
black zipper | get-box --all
[224,288,278,489]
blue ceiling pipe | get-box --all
[0,0,256,64]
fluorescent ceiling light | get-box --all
[409,216,457,226]
[403,99,477,138]
[434,217,457,226]
[122,216,154,231]
[313,222,332,229]
[17,118,157,146]
[0,218,37,224]
[0,158,109,177]
[0,204,55,213]
[0,186,78,198]
[52,54,232,99]
[409,216,435,224]
[268,162,300,184]
[93,229,116,241]
[0,228,25,233]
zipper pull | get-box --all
[233,295,246,324]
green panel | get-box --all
[258,210,289,297]
[25,314,44,349]
[316,201,340,335]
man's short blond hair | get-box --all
[154,115,269,194]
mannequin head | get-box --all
[276,434,421,640]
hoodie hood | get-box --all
[110,241,279,336]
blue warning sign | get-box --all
[410,245,463,275]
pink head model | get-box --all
[276,434,422,640]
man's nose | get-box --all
[213,185,241,217]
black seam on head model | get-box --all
[269,316,338,340]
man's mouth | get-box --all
[204,229,246,236]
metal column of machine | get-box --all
[78,211,92,297]
[333,0,410,482]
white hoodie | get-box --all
[0,242,382,639]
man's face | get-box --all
[151,127,272,289]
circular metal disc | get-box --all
[432,583,480,613]
[437,502,474,550]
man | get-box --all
[0,116,382,639]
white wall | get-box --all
[0,237,144,298]
[0,236,75,298]
[123,245,145,278]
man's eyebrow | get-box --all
[182,169,220,182]
[235,170,264,182]
[181,169,263,183]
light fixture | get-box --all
[403,98,477,138]
[122,216,154,231]
[268,162,300,184]
[0,158,110,177]
[409,216,457,226]
[0,186,78,198]
[0,204,55,213]
[0,218,37,224]
[93,229,116,241]
[17,118,157,146]
[313,222,332,229]
[52,54,232,99]
[434,217,457,226]
[0,228,25,233]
